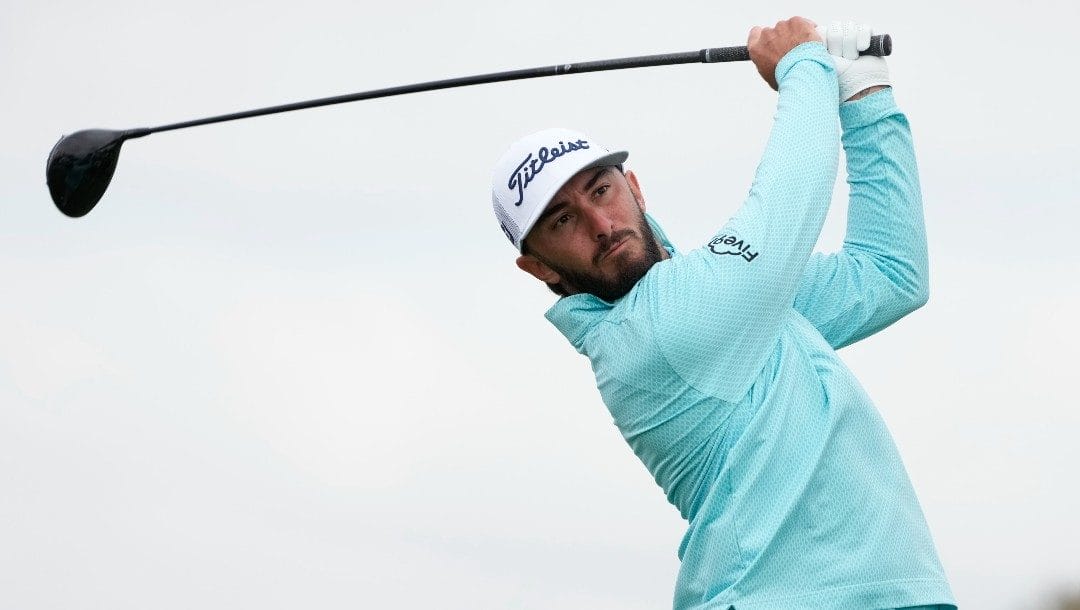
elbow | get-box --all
[886,256,929,315]
[903,269,930,313]
[903,243,930,312]
[890,283,928,322]
[911,252,931,310]
[910,284,930,311]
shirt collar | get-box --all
[544,293,611,349]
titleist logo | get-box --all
[507,139,590,206]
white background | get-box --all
[3,1,1078,608]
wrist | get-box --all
[774,41,832,88]
[845,84,890,102]
[839,86,899,132]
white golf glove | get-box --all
[815,21,890,102]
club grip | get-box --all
[865,34,892,57]
[700,33,892,63]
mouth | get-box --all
[597,235,630,264]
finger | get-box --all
[827,20,843,56]
[842,20,858,60]
[790,15,816,31]
[748,25,762,47]
[856,23,872,52]
[814,24,826,43]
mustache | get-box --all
[594,228,637,265]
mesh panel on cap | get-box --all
[493,202,521,246]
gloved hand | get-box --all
[815,21,891,102]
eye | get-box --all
[553,213,572,229]
[594,184,610,197]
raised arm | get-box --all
[792,87,928,349]
[648,18,841,402]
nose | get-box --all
[580,202,614,243]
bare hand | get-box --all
[748,17,822,91]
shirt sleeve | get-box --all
[792,88,929,349]
[646,42,840,403]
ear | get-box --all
[516,254,562,285]
[624,170,645,213]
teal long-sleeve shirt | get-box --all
[544,43,955,609]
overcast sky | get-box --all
[3,1,1078,608]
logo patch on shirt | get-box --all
[708,233,759,262]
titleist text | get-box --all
[508,139,590,206]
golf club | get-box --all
[47,35,891,218]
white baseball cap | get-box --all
[491,127,628,252]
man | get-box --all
[490,17,955,610]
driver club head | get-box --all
[46,128,147,218]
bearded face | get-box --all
[517,166,668,302]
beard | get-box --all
[539,211,665,302]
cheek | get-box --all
[533,233,593,267]
[616,195,643,220]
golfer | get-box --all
[491,17,954,610]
